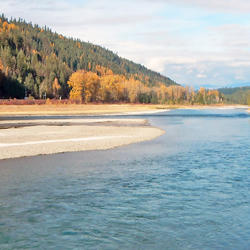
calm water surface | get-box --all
[0,109,249,249]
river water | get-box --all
[0,109,249,249]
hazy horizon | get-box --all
[2,0,250,88]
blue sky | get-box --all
[2,0,250,88]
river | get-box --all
[0,109,249,249]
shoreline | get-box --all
[0,104,169,117]
[0,118,165,160]
[175,105,249,110]
[0,104,249,117]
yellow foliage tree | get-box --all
[68,70,100,102]
[125,78,144,103]
[84,72,100,102]
[67,70,85,101]
[1,21,17,32]
[98,74,126,102]
[95,65,113,76]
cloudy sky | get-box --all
[2,0,250,88]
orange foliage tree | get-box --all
[0,21,17,33]
[68,70,100,102]
[67,70,85,101]
[84,72,100,102]
[98,74,125,102]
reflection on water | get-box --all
[0,109,249,249]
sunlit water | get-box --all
[0,109,249,249]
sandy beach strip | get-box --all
[0,118,164,160]
[0,104,169,116]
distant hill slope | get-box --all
[0,14,176,99]
[218,86,250,105]
[225,83,250,88]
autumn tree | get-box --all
[95,65,113,76]
[52,77,61,98]
[196,87,206,104]
[83,72,100,102]
[98,74,125,102]
[67,70,85,101]
[68,70,100,102]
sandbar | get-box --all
[0,118,164,160]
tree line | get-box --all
[68,67,223,104]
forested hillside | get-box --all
[0,15,225,105]
[0,15,176,100]
[218,86,250,105]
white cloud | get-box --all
[197,74,207,78]
[142,0,250,13]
